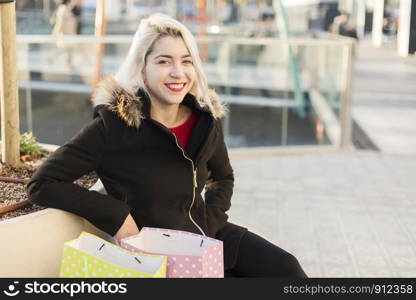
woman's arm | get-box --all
[27,117,131,236]
[204,122,234,236]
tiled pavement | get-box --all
[226,39,416,278]
[228,150,416,277]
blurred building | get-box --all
[338,0,415,57]
[15,0,414,56]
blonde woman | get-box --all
[28,14,306,278]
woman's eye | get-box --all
[157,60,169,64]
[183,60,193,65]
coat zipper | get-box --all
[171,133,206,236]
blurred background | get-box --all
[2,0,416,278]
[6,0,415,151]
[8,0,366,148]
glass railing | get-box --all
[16,10,279,36]
[11,35,354,149]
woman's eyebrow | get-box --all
[154,54,192,59]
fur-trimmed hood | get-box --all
[92,76,144,128]
[92,76,225,129]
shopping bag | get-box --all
[59,232,167,278]
[120,227,224,278]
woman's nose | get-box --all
[170,62,185,78]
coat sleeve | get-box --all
[204,122,233,236]
[27,117,131,236]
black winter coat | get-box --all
[27,78,247,270]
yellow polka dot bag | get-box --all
[59,232,167,278]
[120,227,224,278]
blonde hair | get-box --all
[114,13,226,118]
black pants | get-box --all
[225,230,308,278]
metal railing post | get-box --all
[92,0,106,88]
[339,41,354,151]
[20,42,33,133]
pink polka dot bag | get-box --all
[120,227,224,278]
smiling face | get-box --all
[142,35,196,109]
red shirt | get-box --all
[168,111,199,149]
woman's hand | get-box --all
[114,213,140,243]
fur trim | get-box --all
[92,76,227,129]
[206,89,228,119]
[92,76,144,128]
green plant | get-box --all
[20,132,42,157]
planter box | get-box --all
[0,143,111,277]
[0,208,110,277]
